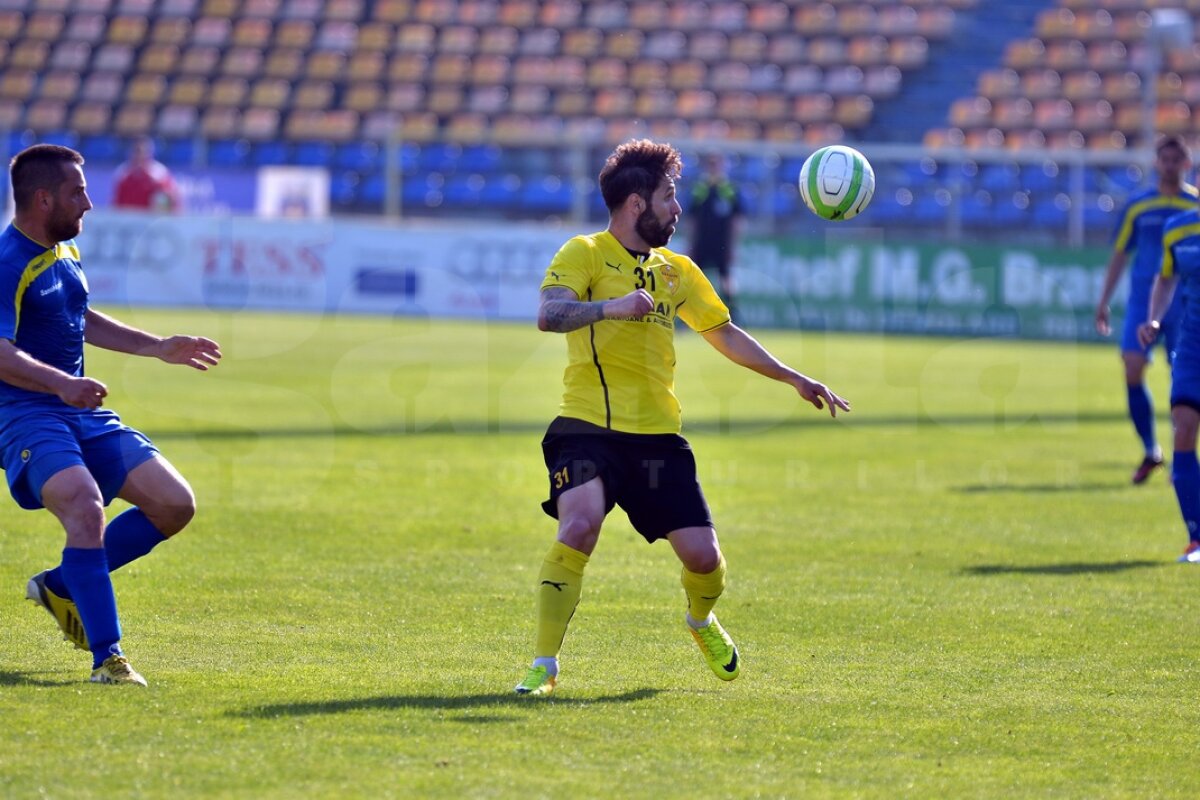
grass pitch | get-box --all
[0,309,1194,799]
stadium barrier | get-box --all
[80,208,1117,341]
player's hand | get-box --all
[1094,304,1110,337]
[1137,320,1160,349]
[793,375,851,418]
[604,289,655,319]
[157,336,222,370]
[59,377,107,409]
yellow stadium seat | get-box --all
[372,0,411,24]
[439,25,478,55]
[499,0,537,28]
[27,99,66,131]
[629,60,667,90]
[209,76,248,106]
[347,51,383,81]
[1062,70,1102,101]
[178,45,219,75]
[554,91,589,117]
[949,96,992,127]
[264,49,302,79]
[70,102,112,135]
[126,73,166,104]
[10,41,48,71]
[139,44,180,74]
[307,51,345,80]
[25,12,64,39]
[169,75,208,105]
[729,32,767,63]
[221,47,263,77]
[344,83,382,112]
[114,104,155,136]
[39,71,79,100]
[249,77,289,108]
[396,22,434,53]
[243,0,282,18]
[563,28,602,58]
[232,18,272,47]
[242,107,281,139]
[1004,39,1045,70]
[201,106,239,137]
[430,53,468,83]
[150,17,191,45]
[604,30,643,59]
[385,84,422,112]
[471,54,509,85]
[325,0,362,20]
[479,27,518,56]
[293,80,333,110]
[427,86,462,114]
[357,22,391,50]
[834,95,875,128]
[668,60,707,90]
[276,20,314,48]
[446,112,487,142]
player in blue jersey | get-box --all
[1141,200,1200,562]
[1095,136,1197,484]
[2,145,221,684]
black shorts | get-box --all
[540,416,713,542]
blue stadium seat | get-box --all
[254,141,291,165]
[335,142,381,172]
[160,138,196,166]
[978,163,1019,193]
[420,142,462,174]
[460,144,501,174]
[520,177,571,215]
[331,171,359,206]
[442,174,483,210]
[208,138,250,167]
[960,192,993,227]
[868,192,907,225]
[360,172,387,206]
[770,185,799,217]
[1020,164,1060,194]
[293,141,334,166]
[79,133,124,163]
[1031,198,1067,230]
[480,175,519,210]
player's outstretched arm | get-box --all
[1094,250,1128,337]
[701,323,850,417]
[84,309,222,370]
[0,339,107,408]
[537,286,654,333]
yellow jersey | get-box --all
[540,230,731,434]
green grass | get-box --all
[1,309,1194,799]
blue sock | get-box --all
[1173,451,1200,545]
[59,547,122,669]
[1127,384,1158,456]
[44,509,166,600]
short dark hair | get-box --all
[1156,134,1191,160]
[10,144,85,210]
[598,139,683,212]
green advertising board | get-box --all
[735,235,1118,341]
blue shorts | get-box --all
[1121,290,1180,364]
[0,405,159,510]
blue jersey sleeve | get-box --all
[1112,197,1139,254]
[0,254,24,341]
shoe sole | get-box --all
[25,575,89,651]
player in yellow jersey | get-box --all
[514,140,850,697]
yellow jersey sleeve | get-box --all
[676,258,731,332]
[541,235,598,299]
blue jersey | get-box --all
[1112,184,1199,291]
[0,224,89,408]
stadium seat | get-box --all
[113,104,154,136]
[94,43,134,72]
[294,81,334,110]
[232,18,272,48]
[264,49,303,79]
[26,100,66,132]
[209,77,247,106]
[251,139,290,163]
[79,71,122,103]
[157,104,197,137]
[179,46,219,75]
[78,132,123,162]
[39,71,79,100]
[126,73,166,104]
[293,140,334,165]
[207,136,250,166]
[25,12,64,40]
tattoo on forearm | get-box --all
[542,300,606,332]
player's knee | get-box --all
[556,513,601,551]
[145,486,197,536]
[62,497,106,546]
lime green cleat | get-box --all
[689,616,740,681]
[26,570,89,651]
[89,655,148,687]
[514,665,557,697]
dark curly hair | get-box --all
[10,144,85,211]
[598,139,683,212]
[1157,134,1191,160]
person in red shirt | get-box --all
[112,137,180,212]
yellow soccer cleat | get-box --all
[89,655,148,687]
[689,616,740,681]
[514,665,557,697]
[26,570,89,651]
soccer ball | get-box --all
[798,145,875,221]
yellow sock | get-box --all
[682,556,727,622]
[534,541,589,659]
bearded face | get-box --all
[635,201,675,248]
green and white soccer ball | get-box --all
[798,145,875,221]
